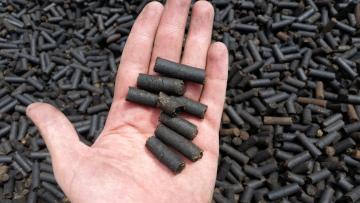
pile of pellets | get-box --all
[125,57,207,174]
[215,0,360,202]
[0,0,360,202]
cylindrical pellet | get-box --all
[155,124,203,162]
[285,150,312,169]
[157,92,184,117]
[172,96,207,119]
[266,183,301,201]
[158,112,197,140]
[220,143,249,165]
[145,136,185,174]
[263,116,293,125]
[154,57,205,85]
[217,156,232,181]
[125,87,159,108]
[137,74,185,96]
[304,169,331,184]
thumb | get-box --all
[26,103,89,194]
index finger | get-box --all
[112,2,164,102]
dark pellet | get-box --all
[220,143,249,165]
[145,136,185,174]
[297,133,322,158]
[87,103,109,115]
[158,112,197,140]
[155,124,203,162]
[154,57,205,85]
[237,109,263,129]
[14,153,31,173]
[137,74,185,96]
[217,156,232,181]
[305,169,331,184]
[173,96,207,119]
[157,92,183,117]
[213,192,231,203]
[266,183,301,201]
[125,87,159,108]
[285,150,312,169]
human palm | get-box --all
[26,1,228,202]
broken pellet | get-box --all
[172,95,207,119]
[157,92,184,117]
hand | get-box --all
[26,0,228,202]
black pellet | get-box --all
[145,136,185,174]
[41,181,65,199]
[229,161,246,181]
[330,138,356,156]
[285,150,312,169]
[337,177,354,192]
[158,112,197,140]
[0,156,12,164]
[172,96,207,119]
[266,183,301,201]
[3,175,14,199]
[297,133,322,158]
[220,143,249,165]
[305,169,331,184]
[237,109,262,129]
[240,186,254,203]
[155,124,203,162]
[284,171,305,186]
[14,153,31,173]
[125,87,159,108]
[156,92,183,117]
[39,172,57,185]
[335,57,358,79]
[137,74,185,96]
[40,163,53,174]
[154,57,205,85]
[31,161,40,189]
[318,186,335,203]
[213,192,231,203]
[217,156,232,181]
[36,188,59,202]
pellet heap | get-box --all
[0,0,360,202]
[125,57,207,174]
[214,0,360,202]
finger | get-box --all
[113,2,164,101]
[181,1,214,101]
[26,103,89,196]
[199,42,228,127]
[148,0,191,75]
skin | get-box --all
[26,0,228,202]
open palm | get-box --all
[26,1,228,202]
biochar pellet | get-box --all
[155,124,203,162]
[125,87,159,108]
[145,136,185,174]
[154,57,206,85]
[172,95,208,119]
[158,112,198,140]
[156,92,184,117]
[137,73,186,96]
